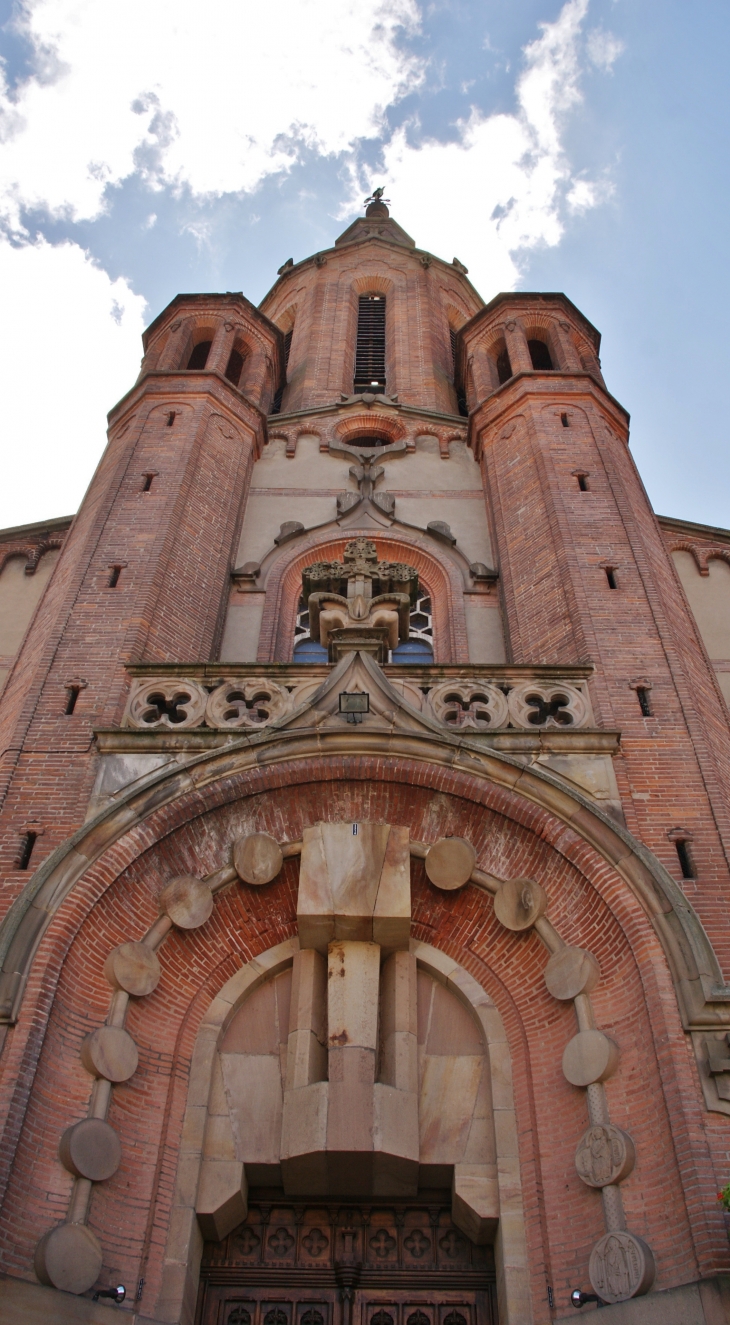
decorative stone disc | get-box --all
[425,837,476,891]
[544,946,600,1001]
[80,1026,138,1082]
[103,941,161,997]
[562,1029,619,1087]
[493,878,546,931]
[589,1230,656,1304]
[160,874,213,929]
[233,832,283,886]
[575,1123,635,1188]
[59,1118,122,1181]
[34,1222,103,1294]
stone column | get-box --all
[503,320,532,374]
[282,821,418,1196]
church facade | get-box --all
[1,197,730,1324]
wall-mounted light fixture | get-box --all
[93,1285,126,1303]
[571,1289,604,1309]
[339,691,370,724]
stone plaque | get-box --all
[562,1030,619,1087]
[80,1025,138,1082]
[34,1222,103,1295]
[59,1117,122,1181]
[493,878,546,931]
[160,874,214,929]
[424,838,476,891]
[575,1123,635,1188]
[544,946,600,1001]
[589,1230,655,1304]
[234,833,283,886]
[104,940,161,997]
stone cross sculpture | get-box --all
[302,537,419,662]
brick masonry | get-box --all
[0,207,729,1322]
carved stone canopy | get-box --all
[302,537,418,601]
[302,538,419,662]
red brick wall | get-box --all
[0,767,724,1320]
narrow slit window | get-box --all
[605,567,618,589]
[18,831,37,871]
[166,411,176,427]
[187,340,212,370]
[577,474,588,492]
[528,339,553,370]
[675,839,696,880]
[354,295,386,393]
[142,473,155,493]
[561,413,570,427]
[271,328,293,415]
[225,347,245,388]
[450,327,458,374]
[636,686,652,717]
[108,565,122,588]
[65,685,81,716]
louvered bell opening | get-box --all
[271,328,294,415]
[354,295,386,392]
[450,326,468,417]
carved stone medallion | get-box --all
[589,1230,655,1304]
[575,1123,635,1188]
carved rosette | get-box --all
[125,678,208,729]
[427,682,509,729]
[507,681,589,729]
[205,679,291,729]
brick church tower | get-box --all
[1,194,730,1324]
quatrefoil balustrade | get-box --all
[205,679,291,729]
[507,681,589,729]
[427,682,509,729]
[124,673,592,732]
[127,678,208,729]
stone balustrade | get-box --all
[120,664,596,734]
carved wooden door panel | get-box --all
[197,1200,497,1325]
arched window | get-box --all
[292,592,434,664]
[391,593,434,664]
[224,347,245,387]
[293,596,328,663]
[187,340,212,370]
[354,295,386,393]
[528,338,553,370]
[271,328,293,415]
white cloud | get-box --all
[0,0,623,528]
[0,236,146,525]
[0,0,422,230]
[586,27,625,72]
[376,0,609,295]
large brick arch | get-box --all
[0,737,726,1318]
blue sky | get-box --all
[0,0,728,530]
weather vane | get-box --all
[364,185,390,206]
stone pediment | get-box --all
[280,649,438,734]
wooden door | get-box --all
[197,1199,498,1325]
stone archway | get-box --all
[163,935,529,1325]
